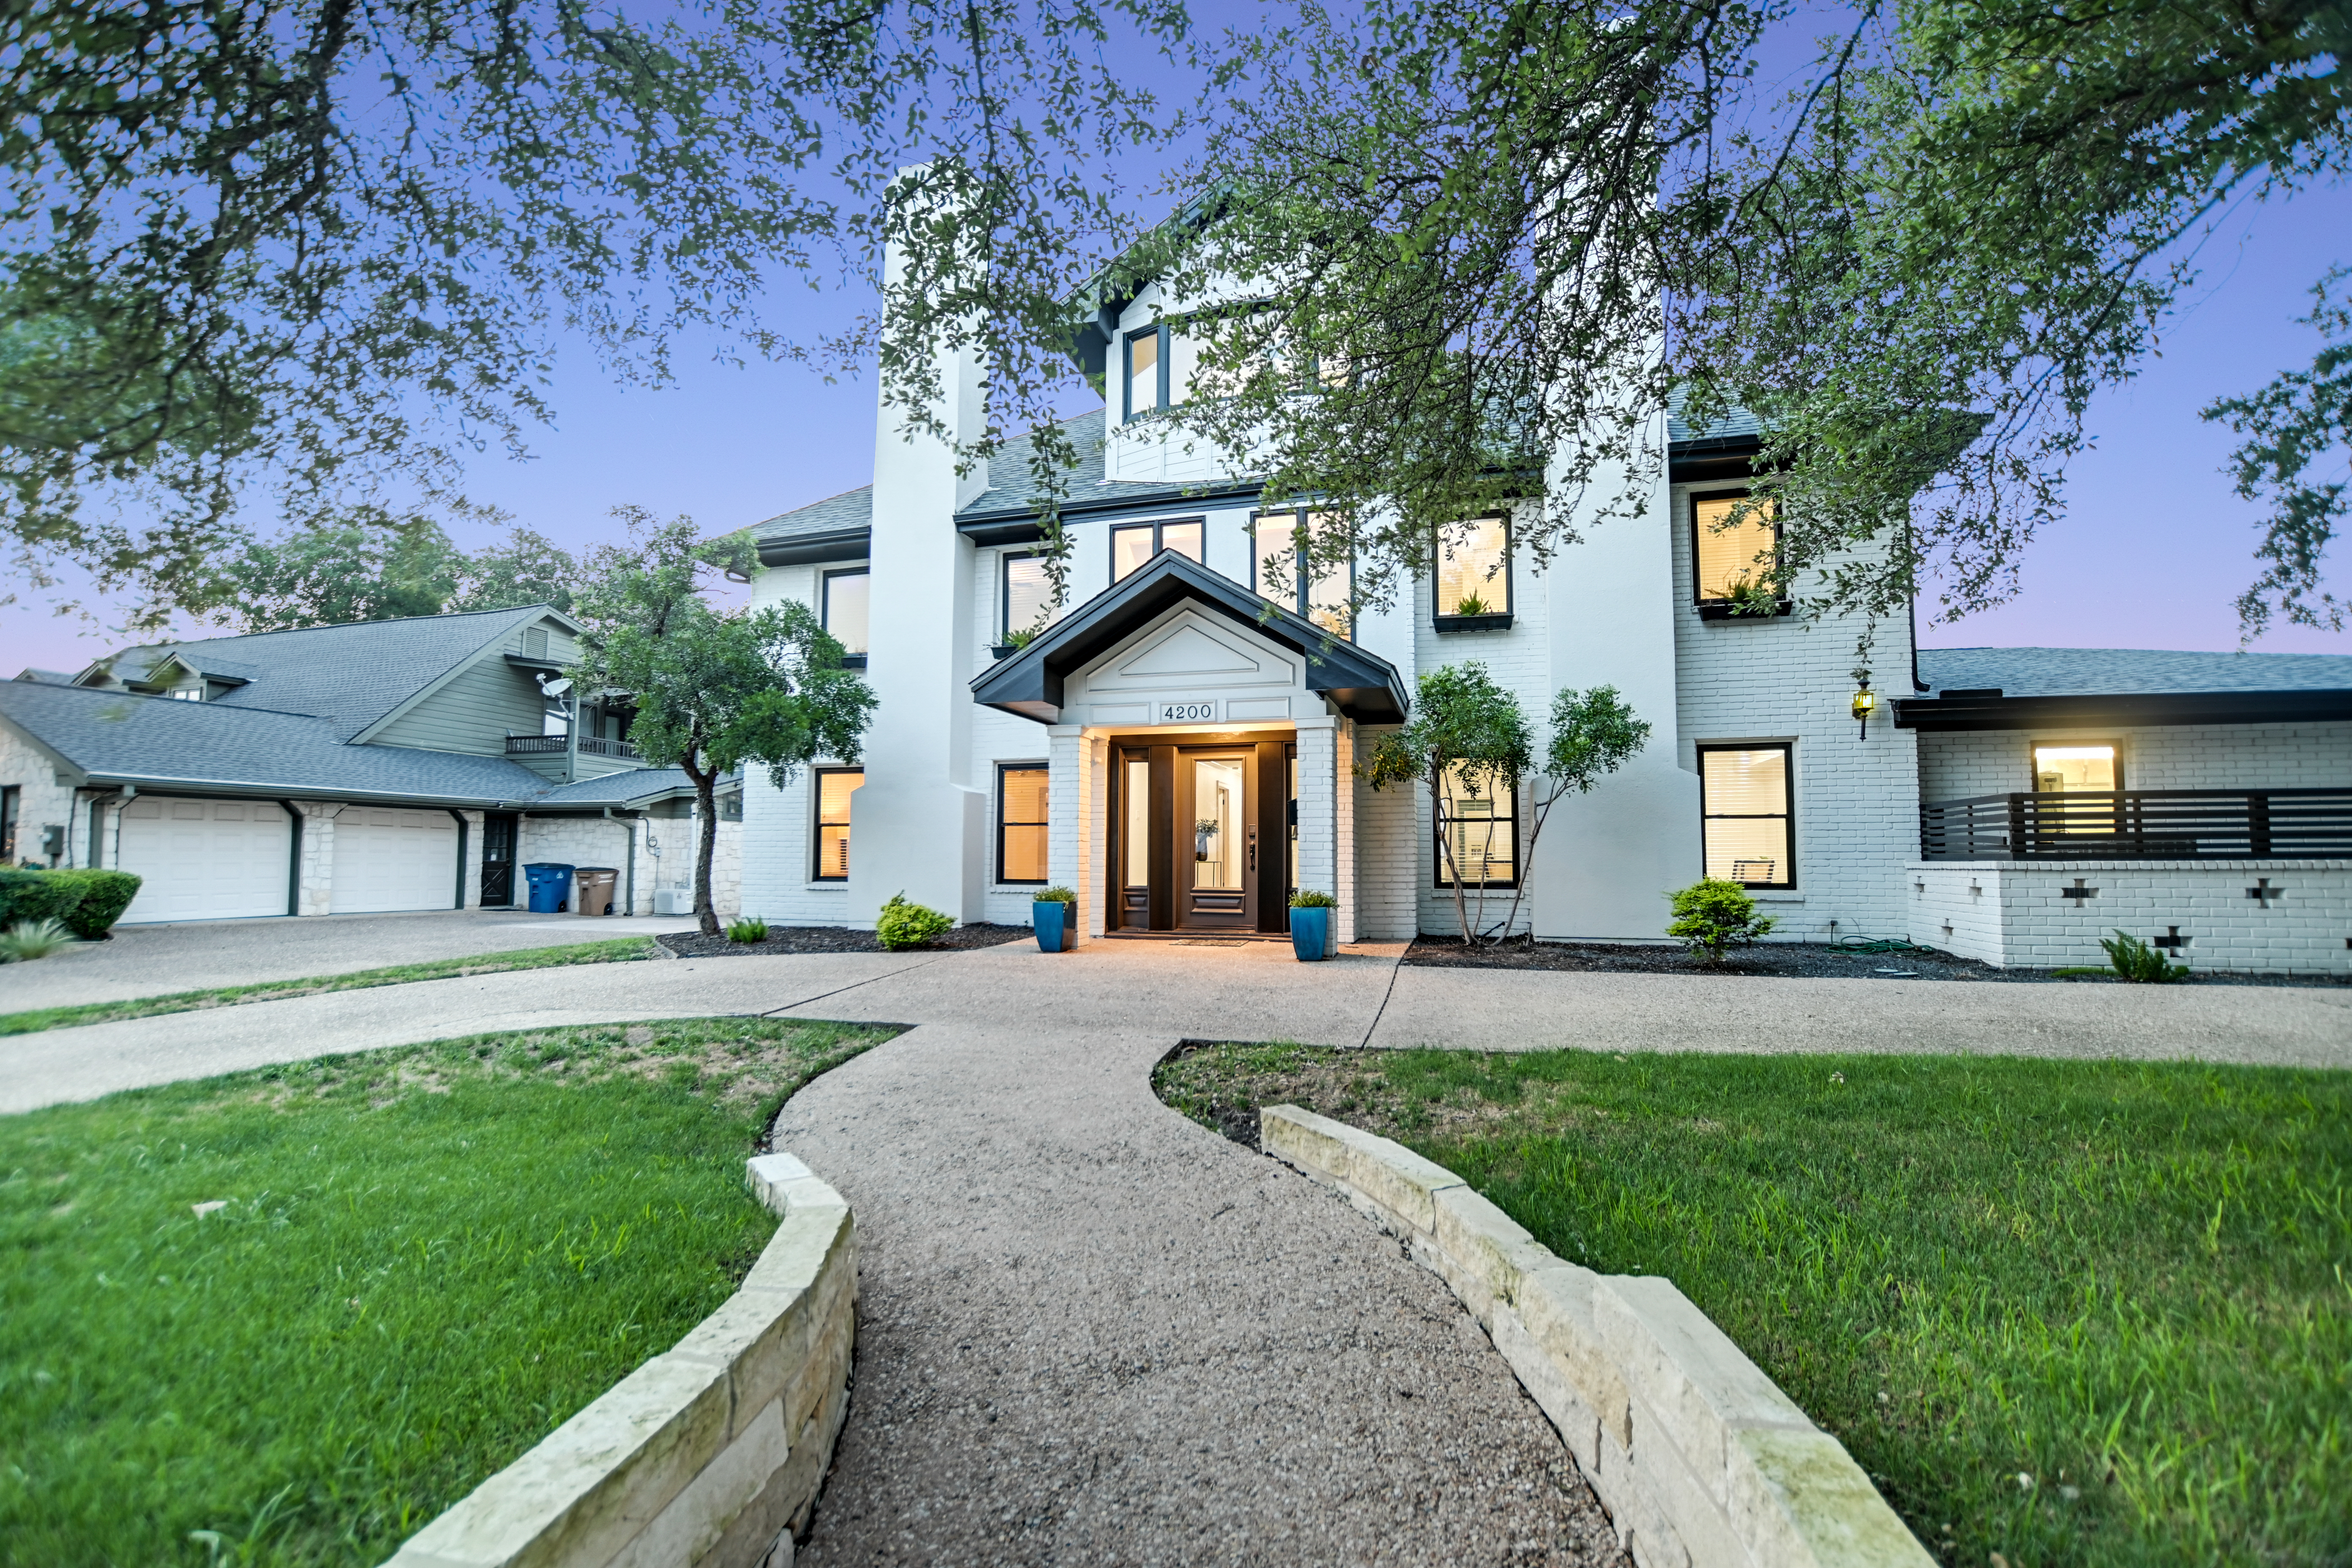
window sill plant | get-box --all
[1288,890,1338,961]
[1032,886,1077,953]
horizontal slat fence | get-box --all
[1919,788,2352,860]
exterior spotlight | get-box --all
[724,568,753,584]
[1851,675,1876,739]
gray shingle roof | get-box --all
[528,767,740,807]
[752,485,874,547]
[0,679,557,805]
[1666,389,1764,446]
[954,411,1231,518]
[111,606,555,740]
[14,668,70,684]
[1916,646,2352,699]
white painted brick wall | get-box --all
[1296,719,1339,915]
[1918,721,2352,799]
[1351,725,1419,941]
[1911,859,2352,975]
[517,812,738,918]
[1672,483,1921,943]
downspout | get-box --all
[603,808,637,916]
[279,800,303,915]
[446,809,470,909]
[102,784,136,869]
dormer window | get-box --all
[1122,324,1198,421]
[166,687,202,701]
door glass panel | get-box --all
[1162,520,1205,564]
[1191,757,1244,891]
[1124,759,1150,886]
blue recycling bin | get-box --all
[524,862,576,914]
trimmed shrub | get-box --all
[1665,878,1776,964]
[0,869,84,928]
[52,870,142,938]
[875,892,953,950]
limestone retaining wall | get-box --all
[387,1152,855,1568]
[1261,1106,1931,1568]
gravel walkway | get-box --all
[773,1021,1628,1567]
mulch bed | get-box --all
[656,923,1033,960]
[1401,934,2346,986]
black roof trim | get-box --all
[955,481,1266,539]
[1893,689,2352,732]
[757,526,872,568]
[969,550,1409,726]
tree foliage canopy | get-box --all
[209,515,583,633]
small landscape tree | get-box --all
[1360,663,1532,945]
[571,512,877,936]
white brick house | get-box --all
[735,232,2352,974]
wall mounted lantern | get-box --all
[1850,673,1877,739]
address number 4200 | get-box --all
[1159,701,1217,723]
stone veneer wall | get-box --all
[386,1152,855,1568]
[1263,1107,1932,1568]
[1910,859,2352,974]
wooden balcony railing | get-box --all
[504,733,641,760]
[1919,788,2352,860]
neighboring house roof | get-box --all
[13,668,70,684]
[0,679,556,806]
[751,485,874,564]
[81,605,562,741]
[529,768,743,809]
[1916,646,2352,698]
[1899,646,2352,732]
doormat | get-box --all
[1169,939,1250,948]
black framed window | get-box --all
[997,764,1049,883]
[1002,553,1055,643]
[1111,517,1206,581]
[1434,516,1512,626]
[1121,323,1200,421]
[813,768,862,881]
[1699,744,1793,888]
[1690,492,1780,607]
[822,568,870,659]
[1253,509,1353,638]
[0,784,17,862]
[1434,763,1518,888]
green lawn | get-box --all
[0,937,657,1037]
[0,1015,891,1567]
[1156,1044,2352,1568]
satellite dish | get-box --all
[540,677,573,696]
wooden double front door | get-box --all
[1112,735,1294,934]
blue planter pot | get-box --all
[1290,906,1333,961]
[1033,901,1075,952]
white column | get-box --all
[844,183,992,928]
[1535,408,1701,940]
[1295,716,1339,911]
[1082,733,1107,939]
[1334,719,1358,944]
[289,800,345,916]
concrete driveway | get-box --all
[1,908,701,1013]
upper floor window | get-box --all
[822,568,869,657]
[1699,743,1792,889]
[1691,492,1780,607]
[1002,553,1058,643]
[1254,509,1353,639]
[1435,516,1512,623]
[1111,518,1205,582]
[1122,324,1199,421]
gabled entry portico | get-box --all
[971,552,1409,942]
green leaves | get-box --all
[1544,684,1651,795]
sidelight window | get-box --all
[1699,745,1792,888]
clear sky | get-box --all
[4,19,2345,676]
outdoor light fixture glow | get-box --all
[1850,675,1876,739]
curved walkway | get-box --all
[7,940,2347,1561]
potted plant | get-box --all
[1288,890,1338,961]
[1032,885,1078,952]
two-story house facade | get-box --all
[1,606,743,923]
[738,231,2351,973]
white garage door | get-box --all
[330,807,459,914]
[116,798,293,924]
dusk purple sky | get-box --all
[4,16,2346,678]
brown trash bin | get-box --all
[573,866,619,916]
